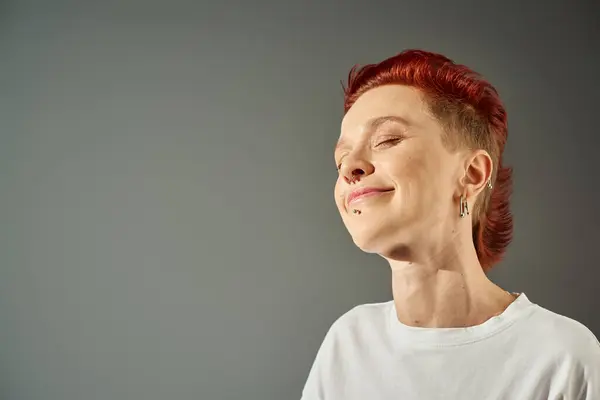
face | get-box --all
[334,85,465,256]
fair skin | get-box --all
[334,85,516,328]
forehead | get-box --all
[340,85,431,135]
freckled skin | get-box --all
[334,85,464,258]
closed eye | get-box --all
[375,137,403,147]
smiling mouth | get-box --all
[347,189,394,207]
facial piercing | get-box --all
[459,195,469,218]
[352,209,361,215]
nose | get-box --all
[340,156,375,184]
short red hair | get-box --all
[342,49,513,271]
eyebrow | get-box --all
[365,115,412,131]
[335,115,412,150]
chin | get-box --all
[348,224,397,255]
[351,233,413,261]
[346,214,419,257]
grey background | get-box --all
[1,0,598,399]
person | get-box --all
[301,49,600,399]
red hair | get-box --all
[342,49,513,271]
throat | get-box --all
[391,279,516,328]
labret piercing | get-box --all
[348,174,362,214]
[346,169,367,215]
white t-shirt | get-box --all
[302,294,600,399]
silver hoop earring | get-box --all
[459,195,469,218]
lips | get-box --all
[347,187,394,206]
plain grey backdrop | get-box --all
[1,0,599,399]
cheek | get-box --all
[398,160,426,205]
[387,153,428,187]
[386,151,440,207]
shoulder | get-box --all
[316,300,393,350]
[530,304,599,347]
[527,304,600,397]
[302,301,394,398]
[328,301,392,335]
[525,302,600,365]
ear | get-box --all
[462,149,493,200]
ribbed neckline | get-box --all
[388,293,536,347]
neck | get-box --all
[386,233,515,328]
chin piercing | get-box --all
[352,209,361,215]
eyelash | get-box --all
[375,137,403,147]
[336,137,403,171]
